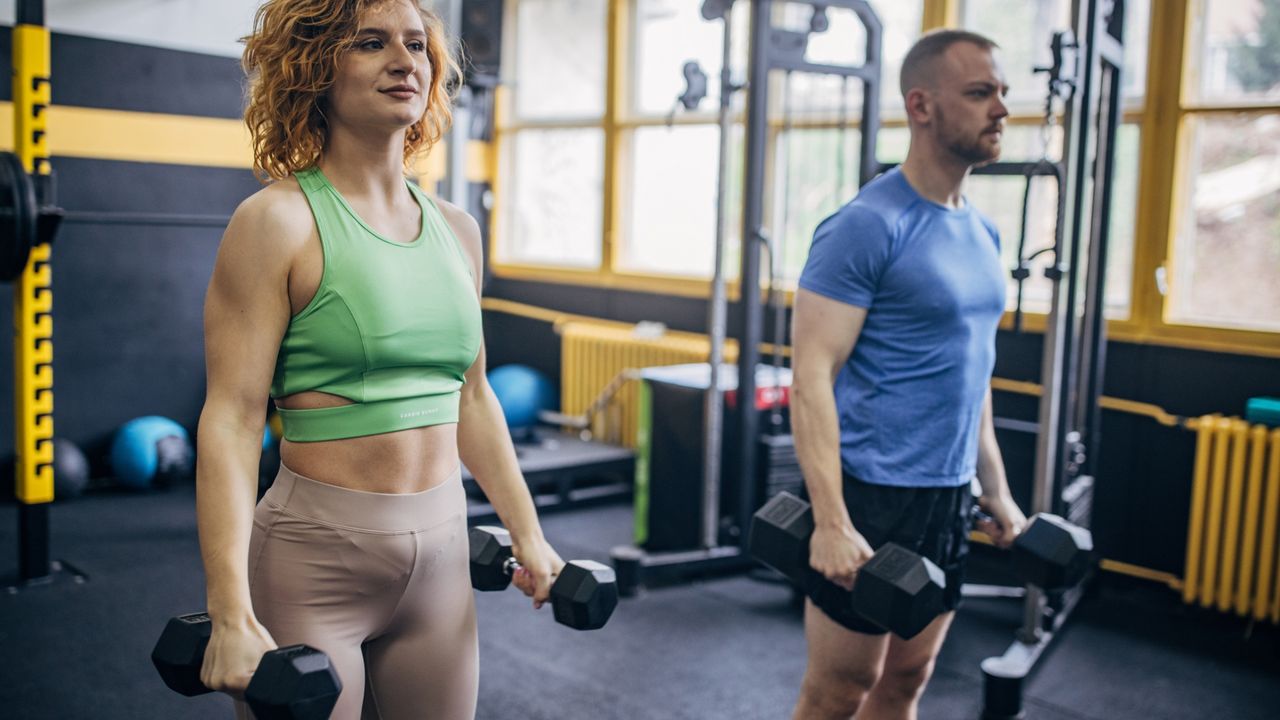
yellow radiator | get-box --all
[559,321,739,448]
[1183,415,1280,622]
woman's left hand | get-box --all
[510,535,565,609]
[976,494,1029,549]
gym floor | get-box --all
[2,487,1277,720]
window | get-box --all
[1163,2,1280,334]
[960,0,1150,319]
[616,0,750,279]
[771,1,926,283]
[489,0,1277,354]
[494,0,607,269]
[1169,113,1280,333]
[497,1,926,287]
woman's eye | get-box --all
[360,39,383,50]
[407,41,426,52]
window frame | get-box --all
[488,0,1280,358]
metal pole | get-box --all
[735,0,774,545]
[701,11,735,549]
[14,0,55,583]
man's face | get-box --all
[929,43,1010,165]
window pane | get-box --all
[776,127,862,283]
[962,0,1072,111]
[620,125,744,278]
[1121,0,1151,104]
[966,173,1060,313]
[632,0,750,117]
[1104,123,1141,319]
[498,129,604,268]
[776,1,923,118]
[1168,113,1280,332]
[960,123,1063,312]
[512,0,607,120]
[1189,0,1280,104]
[962,0,1150,107]
[874,0,926,117]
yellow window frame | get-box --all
[488,0,1280,358]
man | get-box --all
[789,29,1029,720]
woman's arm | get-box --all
[439,200,563,605]
[196,189,304,691]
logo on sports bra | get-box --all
[400,408,440,419]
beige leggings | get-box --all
[235,463,478,720]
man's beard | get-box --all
[937,107,1001,165]
[948,133,1001,164]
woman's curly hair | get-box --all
[242,0,461,182]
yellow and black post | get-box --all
[13,0,56,583]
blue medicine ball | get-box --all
[488,365,556,430]
[110,416,192,490]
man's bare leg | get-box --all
[854,611,955,720]
[792,600,891,720]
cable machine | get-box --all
[980,1,1126,716]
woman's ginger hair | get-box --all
[242,0,461,182]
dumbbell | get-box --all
[972,506,1094,590]
[151,612,342,720]
[468,526,618,630]
[750,492,946,640]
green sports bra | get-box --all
[269,167,482,442]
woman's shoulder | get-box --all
[226,177,315,246]
[218,177,317,273]
[429,196,481,257]
[234,175,308,228]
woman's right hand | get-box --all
[809,523,875,592]
[200,616,277,698]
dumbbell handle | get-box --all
[971,504,997,527]
[500,556,522,577]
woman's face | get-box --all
[327,0,432,133]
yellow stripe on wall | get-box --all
[0,101,252,167]
[0,102,489,180]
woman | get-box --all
[196,1,564,717]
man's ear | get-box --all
[904,87,932,127]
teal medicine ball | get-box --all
[110,416,193,489]
[488,365,556,430]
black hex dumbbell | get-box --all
[151,613,342,720]
[468,526,619,630]
[750,492,947,640]
[973,506,1094,590]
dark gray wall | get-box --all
[0,28,259,472]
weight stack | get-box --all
[757,433,803,502]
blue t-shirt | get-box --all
[797,168,1006,488]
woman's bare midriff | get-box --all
[275,391,461,494]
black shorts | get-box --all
[804,475,971,635]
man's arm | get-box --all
[790,288,873,588]
[974,388,1027,547]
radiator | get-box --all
[1183,415,1280,622]
[559,321,739,448]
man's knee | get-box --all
[877,659,936,701]
[800,665,882,716]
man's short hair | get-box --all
[899,29,999,99]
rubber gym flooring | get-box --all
[2,485,1278,720]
